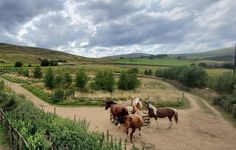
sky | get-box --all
[0,0,235,58]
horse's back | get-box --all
[156,107,176,117]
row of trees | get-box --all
[156,66,207,87]
[44,68,140,93]
[17,66,43,78]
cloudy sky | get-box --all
[0,0,235,57]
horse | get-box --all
[131,97,143,110]
[144,101,178,129]
[131,105,143,115]
[124,114,144,143]
[105,101,129,125]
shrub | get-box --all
[54,74,64,87]
[33,66,43,78]
[76,68,89,89]
[44,68,55,89]
[40,59,50,66]
[233,104,236,119]
[210,72,236,94]
[0,80,4,91]
[127,68,139,74]
[118,71,140,90]
[15,61,23,67]
[64,88,75,99]
[93,71,115,92]
[51,88,64,103]
[144,69,152,75]
[62,72,72,87]
[49,61,58,66]
[156,66,207,88]
[0,92,18,111]
[198,62,207,67]
[21,69,29,77]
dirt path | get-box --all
[2,78,236,150]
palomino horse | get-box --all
[131,97,143,110]
[144,101,178,129]
[105,101,129,124]
[124,114,144,143]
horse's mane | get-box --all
[105,101,117,105]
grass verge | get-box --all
[0,124,8,148]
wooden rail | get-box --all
[0,109,30,150]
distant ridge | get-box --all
[0,43,86,64]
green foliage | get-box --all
[0,80,4,91]
[208,72,236,94]
[156,66,207,87]
[93,71,115,92]
[198,62,207,67]
[33,66,43,78]
[51,88,64,103]
[118,70,140,90]
[1,92,123,150]
[127,67,139,74]
[213,95,236,115]
[19,68,29,77]
[40,59,50,66]
[0,92,18,111]
[44,68,55,89]
[144,69,152,75]
[14,61,23,67]
[62,72,72,87]
[233,105,236,119]
[75,68,89,90]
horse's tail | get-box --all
[174,111,178,124]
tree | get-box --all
[22,69,30,77]
[15,61,23,67]
[33,66,43,78]
[62,72,72,87]
[40,59,50,66]
[93,71,115,92]
[75,68,89,89]
[213,72,236,94]
[118,70,140,90]
[198,62,207,67]
[44,68,55,89]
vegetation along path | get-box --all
[1,77,236,150]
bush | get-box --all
[127,68,139,74]
[40,59,50,66]
[233,104,236,119]
[51,88,64,103]
[118,71,140,90]
[93,71,115,92]
[156,66,207,87]
[0,92,18,111]
[198,62,207,67]
[44,68,55,89]
[49,61,58,66]
[54,74,64,87]
[33,66,43,78]
[209,72,236,94]
[144,69,152,75]
[21,69,30,77]
[76,68,89,89]
[62,72,72,87]
[0,80,4,91]
[15,61,23,67]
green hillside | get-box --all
[0,43,92,64]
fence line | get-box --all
[0,109,31,150]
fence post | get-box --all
[54,107,56,114]
[74,115,76,122]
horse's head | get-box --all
[131,106,138,114]
[105,101,116,110]
[144,101,150,108]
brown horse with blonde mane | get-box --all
[124,113,144,143]
[144,101,178,129]
[105,101,129,124]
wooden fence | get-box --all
[0,109,31,150]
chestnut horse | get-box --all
[124,114,144,143]
[105,101,129,124]
[144,101,178,129]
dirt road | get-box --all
[2,78,236,150]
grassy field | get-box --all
[112,58,195,66]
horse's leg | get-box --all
[168,116,172,129]
[130,128,136,143]
[155,117,159,129]
[125,128,129,141]
[139,127,141,136]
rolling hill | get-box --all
[0,43,97,64]
[104,53,152,58]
